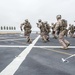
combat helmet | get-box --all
[56,15,61,20]
[38,19,42,22]
[25,19,28,22]
[51,23,54,25]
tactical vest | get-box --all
[24,22,31,33]
[59,19,67,32]
[24,22,31,29]
[46,24,50,33]
[39,22,45,32]
[40,25,46,32]
[70,26,74,33]
[52,24,56,31]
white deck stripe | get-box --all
[0,35,40,75]
[34,46,75,48]
[0,45,75,48]
[0,45,27,47]
[0,38,25,41]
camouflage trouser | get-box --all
[72,34,75,38]
[40,32,48,42]
[52,31,57,39]
[69,31,74,37]
[24,31,30,37]
[45,32,50,41]
[24,31,32,43]
[58,30,70,49]
[52,31,55,36]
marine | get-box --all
[68,24,75,37]
[51,23,58,39]
[20,19,32,43]
[44,21,51,41]
[54,15,70,49]
[37,19,48,42]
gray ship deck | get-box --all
[0,33,75,75]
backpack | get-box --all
[57,19,67,35]
[70,25,74,33]
[61,19,67,28]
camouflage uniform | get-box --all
[72,26,75,37]
[51,23,57,39]
[37,19,47,42]
[68,24,71,36]
[68,24,75,37]
[54,15,70,49]
[44,21,51,41]
[20,19,32,43]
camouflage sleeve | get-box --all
[48,25,51,31]
[37,23,41,28]
[29,24,32,29]
[54,22,60,31]
[51,25,53,29]
[74,26,75,31]
[20,23,24,31]
[68,27,70,31]
[48,25,51,32]
[47,24,50,29]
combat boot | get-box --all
[27,39,30,43]
[47,37,50,42]
[43,36,47,43]
[66,43,70,47]
[28,39,32,44]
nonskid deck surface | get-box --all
[0,33,75,75]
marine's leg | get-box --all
[46,34,50,41]
[59,33,68,49]
[42,35,47,42]
[41,32,47,42]
[63,39,70,47]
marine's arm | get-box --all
[54,22,60,31]
[20,23,24,31]
[36,23,40,28]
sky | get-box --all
[0,0,75,31]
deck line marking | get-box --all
[12,40,27,45]
[0,45,28,47]
[0,38,26,41]
[0,35,40,75]
[0,45,75,48]
[33,46,75,48]
[42,48,72,56]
